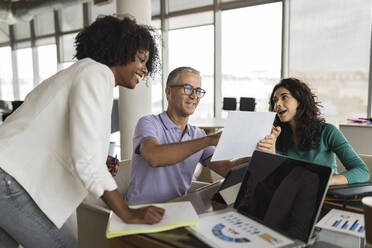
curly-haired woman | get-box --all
[0,15,164,247]
[268,78,369,186]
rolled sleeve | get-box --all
[69,64,117,198]
[133,115,160,154]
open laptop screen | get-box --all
[234,151,332,243]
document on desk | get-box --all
[316,208,365,238]
[211,111,276,161]
[106,201,198,239]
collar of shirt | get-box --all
[159,111,192,137]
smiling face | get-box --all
[166,71,201,117]
[272,87,299,127]
[110,50,149,89]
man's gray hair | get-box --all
[166,66,200,86]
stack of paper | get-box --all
[316,208,365,238]
[106,201,198,239]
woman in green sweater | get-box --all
[268,78,369,185]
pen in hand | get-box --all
[110,154,118,176]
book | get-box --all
[106,201,199,239]
[316,208,365,238]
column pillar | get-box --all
[116,0,152,159]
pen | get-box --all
[110,154,118,176]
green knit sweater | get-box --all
[277,123,370,184]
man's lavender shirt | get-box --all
[126,111,215,205]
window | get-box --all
[168,0,212,12]
[150,28,162,114]
[91,0,116,22]
[168,25,214,118]
[14,21,30,41]
[16,48,33,99]
[288,0,371,125]
[34,11,55,37]
[61,33,78,62]
[0,23,9,43]
[38,44,57,82]
[221,3,282,115]
[61,4,83,32]
[0,47,13,100]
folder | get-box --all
[106,201,198,239]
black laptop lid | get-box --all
[218,162,250,191]
[234,151,332,243]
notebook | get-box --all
[189,150,332,248]
[106,201,198,238]
[212,161,250,205]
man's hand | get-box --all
[208,131,222,146]
[257,126,281,154]
[124,206,165,224]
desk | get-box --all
[189,118,225,135]
[109,183,363,248]
[339,122,372,155]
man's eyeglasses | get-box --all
[168,84,206,98]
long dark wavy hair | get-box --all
[74,15,160,77]
[269,78,325,152]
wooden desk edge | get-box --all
[339,124,372,128]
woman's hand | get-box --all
[257,126,281,154]
[124,206,165,224]
[106,155,118,176]
[329,174,348,186]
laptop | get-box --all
[189,150,332,248]
[327,182,372,199]
[212,161,250,205]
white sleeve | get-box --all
[68,64,117,198]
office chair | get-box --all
[222,97,237,111]
[239,97,256,111]
[2,100,24,121]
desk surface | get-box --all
[340,122,372,128]
[189,118,226,129]
[110,183,363,248]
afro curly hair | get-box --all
[74,15,160,77]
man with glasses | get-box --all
[126,67,276,204]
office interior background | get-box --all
[0,0,371,127]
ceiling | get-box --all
[0,0,89,24]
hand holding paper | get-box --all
[211,111,276,161]
[257,126,281,154]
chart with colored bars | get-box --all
[191,211,294,248]
[316,209,365,238]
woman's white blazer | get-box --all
[0,58,117,228]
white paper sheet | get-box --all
[316,209,365,238]
[211,111,276,161]
[219,183,242,206]
[191,210,294,248]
